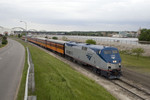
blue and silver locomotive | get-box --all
[65,41,122,79]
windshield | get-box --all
[112,50,118,54]
[104,50,112,54]
[103,50,118,54]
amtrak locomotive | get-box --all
[26,37,122,79]
[65,41,122,79]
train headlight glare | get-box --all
[113,60,117,63]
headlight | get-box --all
[113,60,117,63]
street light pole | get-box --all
[20,21,27,42]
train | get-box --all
[24,36,122,79]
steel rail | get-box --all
[111,80,146,100]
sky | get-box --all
[0,0,150,31]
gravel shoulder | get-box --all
[122,67,150,91]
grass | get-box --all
[16,40,28,100]
[0,43,7,48]
[120,53,150,73]
[16,39,116,100]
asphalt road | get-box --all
[0,39,25,100]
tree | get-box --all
[52,36,58,40]
[86,39,96,45]
[138,29,150,41]
[132,48,144,59]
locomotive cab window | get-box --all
[104,50,112,54]
[112,50,118,54]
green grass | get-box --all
[120,53,150,73]
[16,40,28,100]
[0,43,7,48]
[16,39,116,100]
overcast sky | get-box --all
[0,0,150,31]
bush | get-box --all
[132,48,144,59]
[18,34,22,38]
[120,50,132,55]
[45,36,48,38]
[52,37,58,40]
[62,36,69,41]
[2,39,7,44]
[86,39,96,45]
[2,36,8,44]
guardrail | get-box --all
[24,47,36,100]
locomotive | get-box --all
[26,36,122,79]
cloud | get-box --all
[0,0,150,31]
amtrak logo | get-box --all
[111,55,115,59]
[86,53,92,60]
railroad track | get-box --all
[111,79,150,100]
